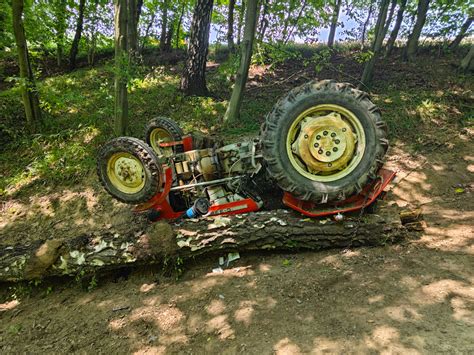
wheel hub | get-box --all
[150,128,173,157]
[291,112,357,175]
[107,153,145,193]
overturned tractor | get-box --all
[97,80,394,221]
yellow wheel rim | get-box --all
[106,152,146,194]
[149,128,174,157]
[286,104,366,182]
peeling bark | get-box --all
[0,205,410,282]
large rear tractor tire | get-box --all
[97,137,162,204]
[145,117,184,157]
[261,80,388,203]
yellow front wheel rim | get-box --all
[106,152,146,194]
[286,104,366,182]
[149,128,174,157]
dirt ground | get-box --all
[0,51,473,353]
[0,131,473,354]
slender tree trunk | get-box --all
[281,0,296,42]
[175,3,185,49]
[87,0,99,66]
[54,0,67,67]
[284,0,308,44]
[403,0,430,61]
[223,0,258,122]
[114,0,129,135]
[142,13,155,51]
[361,0,374,49]
[385,0,407,57]
[460,45,474,71]
[227,0,236,52]
[180,0,214,96]
[327,0,342,47]
[360,0,390,88]
[159,0,169,52]
[257,0,269,42]
[69,0,86,70]
[128,0,141,55]
[449,15,473,50]
[11,0,42,133]
[164,21,174,52]
[237,0,245,45]
[381,0,397,41]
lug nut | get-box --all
[316,135,321,140]
[323,131,328,136]
[331,132,336,137]
[342,128,347,132]
[333,147,338,152]
[318,149,323,154]
[335,139,340,144]
[314,143,319,148]
[326,151,331,156]
[304,134,308,139]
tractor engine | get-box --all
[166,140,263,209]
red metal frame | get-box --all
[134,166,173,212]
[158,135,193,152]
[282,168,396,217]
[207,198,261,217]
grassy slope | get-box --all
[0,45,472,199]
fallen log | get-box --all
[0,204,409,282]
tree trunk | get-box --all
[227,0,236,53]
[128,0,142,55]
[403,0,430,61]
[257,0,269,42]
[142,13,155,51]
[114,0,129,136]
[460,45,474,71]
[385,0,407,57]
[449,15,473,50]
[223,0,258,122]
[361,0,374,49]
[237,0,245,46]
[180,0,214,96]
[11,0,42,133]
[164,21,174,52]
[284,0,308,44]
[53,0,67,67]
[175,3,185,49]
[381,0,397,42]
[281,0,296,42]
[87,0,99,66]
[360,0,390,88]
[0,206,411,282]
[159,0,169,52]
[69,0,86,70]
[327,0,342,47]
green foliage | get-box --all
[254,42,303,67]
[353,49,374,63]
[303,47,333,73]
[8,279,45,301]
[7,324,22,335]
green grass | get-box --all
[0,61,266,197]
[0,46,472,198]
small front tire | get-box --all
[97,137,162,204]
